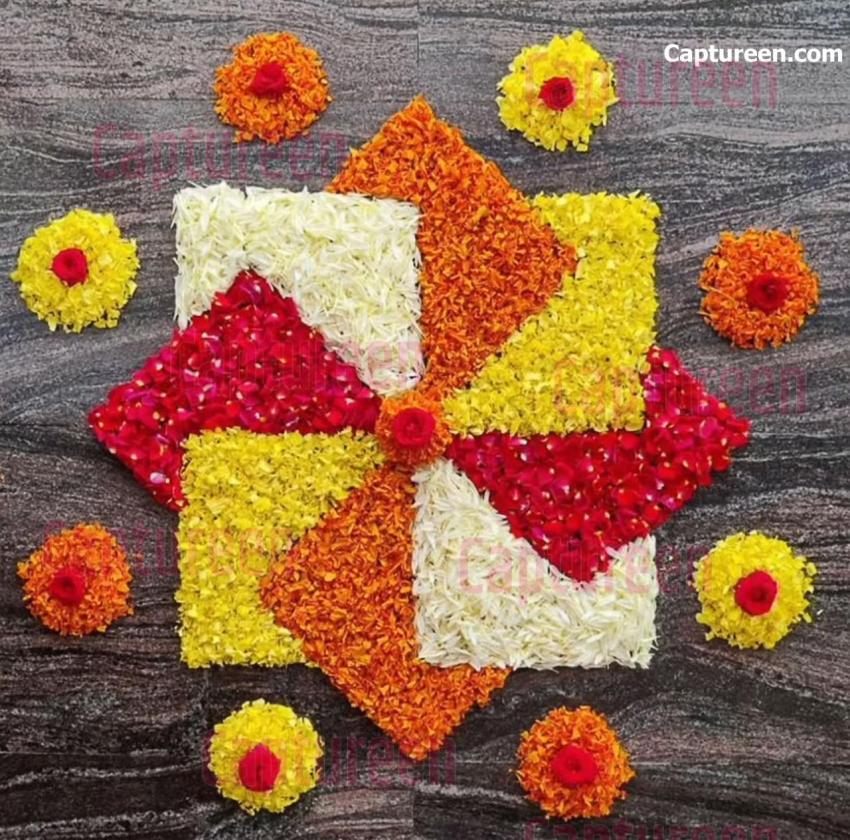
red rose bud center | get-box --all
[735,570,779,616]
[746,273,789,314]
[540,76,576,111]
[238,743,281,792]
[49,565,88,606]
[250,62,291,97]
[392,407,437,450]
[51,248,89,286]
[550,744,599,787]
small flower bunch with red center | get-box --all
[694,531,817,649]
[18,524,133,636]
[207,699,323,814]
[699,229,820,349]
[214,32,331,143]
[497,31,618,152]
[516,706,634,819]
[11,209,138,332]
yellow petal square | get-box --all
[444,192,660,436]
[176,428,382,667]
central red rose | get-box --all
[238,743,281,792]
[735,570,778,616]
[539,76,576,111]
[550,744,599,787]
[49,565,88,606]
[391,407,437,449]
[375,397,451,469]
[250,62,291,97]
[746,273,789,314]
[51,248,89,286]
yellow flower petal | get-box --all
[209,699,322,814]
[176,428,383,667]
[445,192,659,435]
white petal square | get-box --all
[412,459,658,670]
[172,183,423,396]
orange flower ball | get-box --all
[516,706,634,820]
[18,524,133,636]
[374,392,452,470]
[214,32,331,143]
[699,229,819,349]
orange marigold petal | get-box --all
[517,706,634,820]
[260,465,509,760]
[17,523,133,636]
[699,229,820,349]
[329,97,576,398]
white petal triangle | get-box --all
[412,459,658,670]
[172,183,424,396]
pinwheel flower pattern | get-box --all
[90,98,750,760]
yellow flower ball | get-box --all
[208,699,323,814]
[693,531,816,650]
[11,209,139,332]
[497,31,618,152]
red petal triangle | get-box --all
[89,273,381,509]
[448,347,751,582]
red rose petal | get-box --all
[540,76,576,111]
[550,744,599,787]
[238,743,281,792]
[392,407,436,449]
[51,248,89,286]
[48,566,88,606]
[735,570,779,616]
[250,62,291,97]
[746,273,790,314]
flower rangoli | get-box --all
[90,98,750,759]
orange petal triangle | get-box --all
[261,465,509,760]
